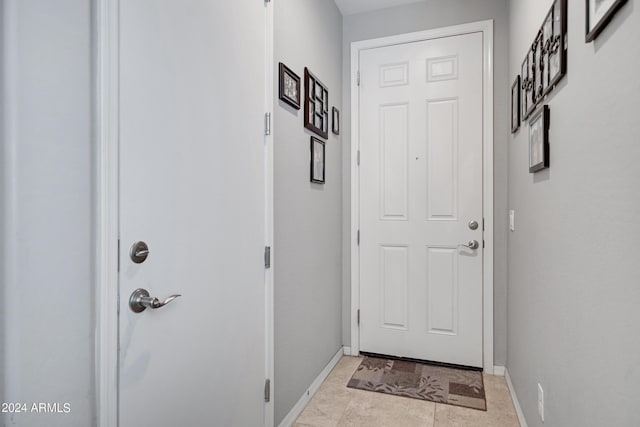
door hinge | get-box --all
[117,238,120,272]
[357,309,360,326]
[357,229,360,245]
[483,240,485,248]
[264,112,271,135]
[264,246,271,268]
[357,150,360,166]
[357,70,360,86]
[264,379,271,402]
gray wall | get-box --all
[342,0,510,366]
[273,1,343,424]
[507,1,640,426]
[1,0,95,426]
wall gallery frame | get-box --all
[278,62,301,109]
[521,0,566,120]
[529,105,550,173]
[511,75,521,133]
[586,0,628,42]
[304,68,329,139]
[310,136,325,184]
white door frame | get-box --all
[94,1,275,425]
[263,1,275,426]
[349,20,495,374]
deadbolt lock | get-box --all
[130,241,149,264]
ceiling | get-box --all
[334,0,426,16]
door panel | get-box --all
[359,32,483,367]
[426,247,458,335]
[380,245,409,330]
[380,104,408,220]
[118,2,266,425]
[427,98,458,220]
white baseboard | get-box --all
[505,368,528,427]
[342,346,352,356]
[277,346,345,427]
[493,365,505,376]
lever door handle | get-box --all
[459,240,479,250]
[129,288,182,313]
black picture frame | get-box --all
[586,0,628,42]
[521,56,530,119]
[529,105,550,173]
[278,63,300,110]
[332,107,340,135]
[511,75,521,133]
[304,68,329,139]
[523,46,538,120]
[521,0,566,120]
[545,0,567,95]
[310,136,326,184]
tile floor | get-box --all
[294,356,520,427]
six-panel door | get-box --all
[359,32,484,368]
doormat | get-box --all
[347,356,486,411]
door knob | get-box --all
[129,288,182,313]
[460,240,479,250]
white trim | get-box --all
[493,365,506,376]
[95,0,120,426]
[3,0,21,402]
[349,20,495,373]
[263,1,275,426]
[342,346,353,356]
[505,368,529,427]
[349,33,361,358]
[277,347,345,427]
[481,21,495,376]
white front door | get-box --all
[118,2,267,425]
[359,32,484,367]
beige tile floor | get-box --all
[294,356,520,427]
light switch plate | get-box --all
[509,210,515,231]
[538,383,544,422]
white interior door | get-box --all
[118,2,267,425]
[359,32,484,368]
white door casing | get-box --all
[350,21,494,372]
[96,1,274,426]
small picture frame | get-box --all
[310,137,325,184]
[529,105,550,173]
[521,57,530,119]
[511,76,521,133]
[278,63,301,109]
[304,68,329,139]
[332,107,340,135]
[586,0,628,42]
[523,49,537,119]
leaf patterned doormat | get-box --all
[347,356,486,411]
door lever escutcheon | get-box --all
[129,288,182,313]
[459,240,480,250]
